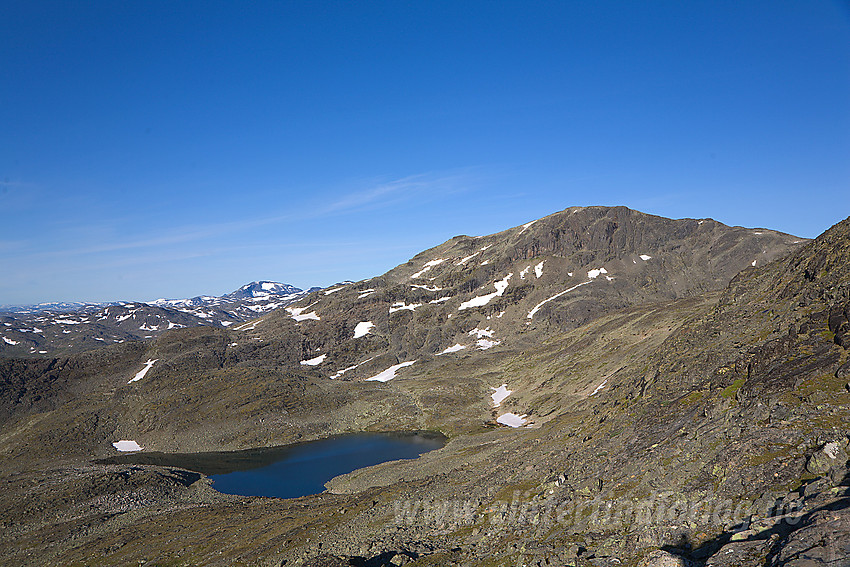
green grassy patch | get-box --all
[721,378,746,399]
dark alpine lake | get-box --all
[96,431,445,499]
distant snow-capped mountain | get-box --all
[0,281,314,356]
[0,301,112,314]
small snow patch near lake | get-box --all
[112,440,143,452]
[497,413,528,427]
[353,321,374,338]
[301,354,326,366]
[129,359,158,383]
[491,384,512,407]
[366,361,416,382]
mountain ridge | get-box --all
[3,206,849,567]
[0,280,314,357]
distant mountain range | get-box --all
[0,281,319,356]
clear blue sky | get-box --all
[2,1,848,304]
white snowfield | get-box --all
[389,301,422,314]
[497,413,528,427]
[527,280,592,319]
[366,360,416,382]
[437,343,466,355]
[286,305,320,322]
[112,440,143,452]
[411,284,442,292]
[639,254,652,261]
[456,252,479,265]
[429,296,451,304]
[587,267,608,279]
[534,260,544,278]
[518,220,536,234]
[468,327,494,338]
[128,359,158,384]
[300,354,327,366]
[476,338,501,350]
[589,379,608,396]
[411,259,445,279]
[491,384,512,407]
[520,265,531,279]
[329,356,376,379]
[2,337,19,345]
[458,273,513,311]
[358,289,376,298]
[353,321,374,338]
[233,320,258,331]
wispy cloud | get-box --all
[6,169,485,264]
[321,171,474,215]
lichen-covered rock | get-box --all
[806,440,849,476]
[639,550,694,567]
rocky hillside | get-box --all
[3,207,849,567]
[0,280,312,357]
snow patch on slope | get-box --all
[128,359,158,383]
[287,305,320,322]
[497,413,528,427]
[112,440,143,452]
[329,356,376,380]
[491,384,512,407]
[527,281,592,319]
[301,354,327,366]
[411,259,445,279]
[458,273,512,311]
[437,344,466,355]
[366,361,416,382]
[389,301,422,314]
[353,321,374,338]
[535,261,544,278]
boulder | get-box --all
[638,549,693,567]
[806,440,849,476]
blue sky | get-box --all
[1,1,848,304]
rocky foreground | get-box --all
[1,206,848,566]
